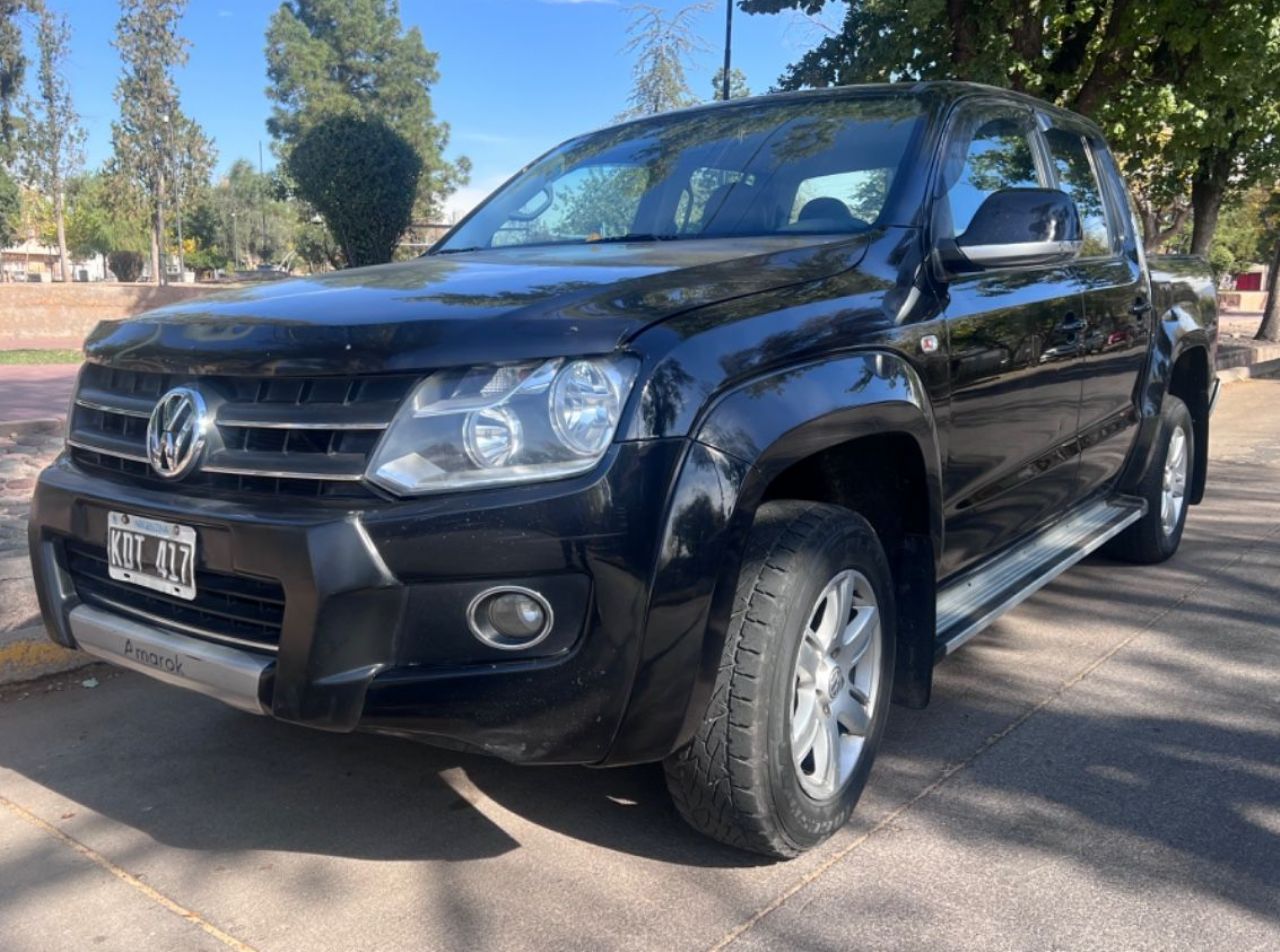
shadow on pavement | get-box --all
[0,445,1276,926]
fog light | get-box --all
[466,586,554,650]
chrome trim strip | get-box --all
[66,437,150,464]
[68,604,273,714]
[216,418,388,431]
[79,589,280,654]
[938,498,1146,655]
[75,397,153,419]
[201,464,366,482]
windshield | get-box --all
[438,95,926,253]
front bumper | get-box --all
[29,440,685,764]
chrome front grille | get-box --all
[67,365,418,498]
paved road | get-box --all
[2,379,1278,952]
[0,364,80,424]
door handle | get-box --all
[1131,298,1154,317]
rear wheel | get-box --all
[1106,394,1194,564]
[663,501,895,858]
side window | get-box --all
[1043,127,1114,257]
[789,169,890,228]
[493,164,648,246]
[943,109,1042,236]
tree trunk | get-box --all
[149,225,160,286]
[1189,149,1231,258]
[153,172,166,285]
[946,0,977,71]
[54,188,69,282]
[1260,239,1280,342]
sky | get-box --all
[35,0,846,221]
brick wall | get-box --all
[0,283,232,347]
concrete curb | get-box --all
[1216,355,1280,382]
[0,625,92,686]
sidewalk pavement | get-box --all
[0,424,83,684]
[0,364,79,427]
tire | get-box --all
[1105,394,1194,564]
[663,501,896,858]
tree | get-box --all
[742,0,1280,257]
[287,113,421,267]
[110,0,213,284]
[618,2,711,119]
[65,171,151,264]
[711,66,749,101]
[0,0,24,165]
[1252,191,1280,342]
[265,0,468,221]
[0,166,18,246]
[21,6,85,281]
[208,158,298,268]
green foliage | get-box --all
[0,0,24,165]
[265,0,468,220]
[65,172,151,258]
[207,158,297,267]
[618,3,710,119]
[287,113,422,267]
[0,164,17,245]
[742,0,1280,254]
[292,215,342,272]
[1209,187,1271,276]
[0,348,83,365]
[21,5,86,275]
[179,197,229,273]
[110,0,215,276]
[22,7,85,192]
[710,66,750,101]
[108,249,144,282]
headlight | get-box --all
[367,355,638,496]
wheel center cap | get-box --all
[827,667,845,698]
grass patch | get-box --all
[0,349,82,365]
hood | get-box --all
[84,236,869,375]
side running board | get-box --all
[936,496,1146,657]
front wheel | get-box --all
[663,501,896,858]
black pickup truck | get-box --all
[29,82,1218,858]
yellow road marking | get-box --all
[1,794,260,952]
[0,637,76,670]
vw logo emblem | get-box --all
[146,387,209,480]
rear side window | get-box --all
[943,111,1041,236]
[1044,127,1114,257]
[789,169,891,227]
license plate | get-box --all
[107,512,198,601]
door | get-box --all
[1041,128,1151,494]
[936,102,1087,576]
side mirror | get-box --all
[943,188,1083,272]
